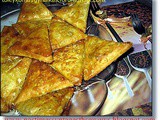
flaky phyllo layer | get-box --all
[1,1,132,115]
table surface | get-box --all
[108,102,152,116]
[98,1,152,116]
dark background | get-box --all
[1,2,22,16]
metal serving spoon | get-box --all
[115,58,134,97]
[127,50,152,88]
[68,79,107,115]
[131,13,146,35]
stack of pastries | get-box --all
[1,1,132,116]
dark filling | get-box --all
[115,59,129,76]
[128,51,152,68]
[102,1,152,28]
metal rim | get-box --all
[1,9,20,19]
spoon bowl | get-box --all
[68,79,107,115]
[127,50,152,88]
[131,14,146,35]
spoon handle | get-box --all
[123,77,134,97]
[106,82,113,99]
[143,69,152,88]
[105,22,123,42]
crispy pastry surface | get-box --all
[1,26,21,64]
[1,1,133,115]
[1,26,28,112]
[1,98,10,113]
[13,20,51,37]
[8,24,53,63]
[49,16,87,50]
[18,2,53,22]
[84,36,132,80]
[1,58,32,107]
[53,0,90,32]
[15,60,73,104]
[16,88,74,116]
[50,40,85,85]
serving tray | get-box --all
[1,4,113,116]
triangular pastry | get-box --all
[50,40,85,85]
[1,26,21,64]
[8,24,53,63]
[1,58,32,108]
[13,20,51,37]
[16,88,74,116]
[49,16,87,50]
[2,57,22,73]
[18,2,53,22]
[1,26,28,112]
[15,60,73,104]
[53,0,90,32]
[84,36,132,80]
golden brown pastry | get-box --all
[18,2,53,22]
[1,57,22,73]
[13,20,51,37]
[16,88,74,116]
[8,24,53,63]
[1,26,28,112]
[49,16,87,50]
[1,26,18,37]
[15,60,73,104]
[84,36,132,80]
[1,26,21,64]
[53,0,90,32]
[50,40,85,86]
[1,98,10,113]
[1,58,32,108]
